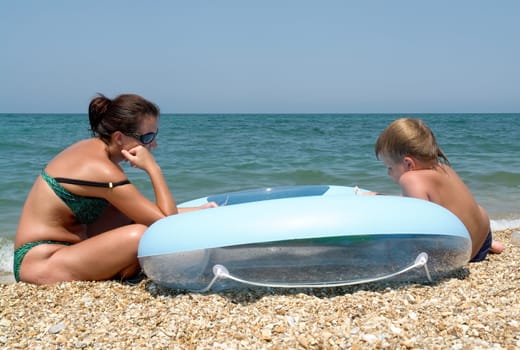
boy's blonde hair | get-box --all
[375,118,449,165]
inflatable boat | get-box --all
[138,185,472,292]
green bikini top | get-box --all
[40,169,131,224]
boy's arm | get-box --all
[399,173,430,200]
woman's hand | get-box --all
[121,146,158,173]
[178,202,218,214]
[200,202,218,209]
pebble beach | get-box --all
[0,229,518,349]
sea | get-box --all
[1,113,519,280]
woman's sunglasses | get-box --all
[125,129,159,144]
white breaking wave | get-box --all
[491,218,520,232]
[0,237,14,273]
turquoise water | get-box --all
[1,113,519,276]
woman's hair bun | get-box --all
[88,93,111,134]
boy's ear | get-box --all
[403,156,416,170]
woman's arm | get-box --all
[121,146,177,217]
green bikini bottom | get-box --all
[13,240,72,282]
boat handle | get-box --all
[196,252,432,292]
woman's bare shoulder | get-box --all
[47,139,125,182]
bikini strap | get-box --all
[53,177,131,189]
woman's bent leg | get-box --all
[19,224,147,284]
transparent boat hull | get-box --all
[139,234,470,291]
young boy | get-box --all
[375,118,504,262]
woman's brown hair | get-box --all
[88,93,160,143]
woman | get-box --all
[14,93,215,284]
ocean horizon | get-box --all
[1,113,519,278]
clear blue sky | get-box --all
[1,1,519,113]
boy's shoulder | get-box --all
[402,165,462,190]
[401,168,437,181]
